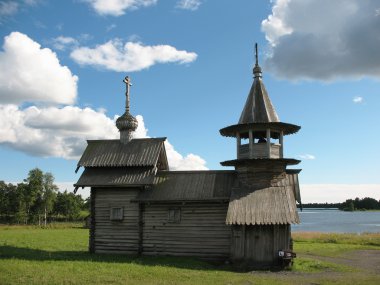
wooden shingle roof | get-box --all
[225,173,300,225]
[239,77,279,124]
[135,170,237,202]
[75,167,156,187]
[226,186,299,225]
[77,138,168,168]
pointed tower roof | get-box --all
[239,44,279,124]
[220,44,300,138]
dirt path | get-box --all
[301,250,380,273]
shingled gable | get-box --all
[74,138,168,190]
[77,138,168,168]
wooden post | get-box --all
[266,129,271,158]
[236,132,241,158]
[249,130,253,158]
[279,130,284,158]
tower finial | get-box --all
[253,43,262,78]
[116,75,138,144]
[255,43,258,66]
[123,76,132,113]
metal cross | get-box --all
[123,76,132,113]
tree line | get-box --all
[300,197,380,211]
[0,168,88,225]
[339,197,380,211]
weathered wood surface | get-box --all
[239,143,280,159]
[231,224,290,266]
[142,203,231,260]
[93,187,140,254]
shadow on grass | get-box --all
[0,245,229,271]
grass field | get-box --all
[0,224,379,285]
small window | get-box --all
[110,207,123,221]
[168,208,181,223]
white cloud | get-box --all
[262,0,380,81]
[176,0,202,11]
[261,0,292,46]
[301,184,380,203]
[0,32,78,105]
[132,115,207,170]
[298,154,316,160]
[0,104,119,159]
[0,1,18,17]
[0,32,205,170]
[70,39,197,72]
[51,36,78,51]
[85,0,157,16]
[164,141,208,170]
[353,96,363,103]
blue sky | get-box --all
[0,0,379,202]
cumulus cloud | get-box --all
[85,0,157,16]
[353,96,363,103]
[262,0,380,81]
[51,36,78,51]
[0,32,78,105]
[0,32,206,170]
[0,104,208,169]
[71,39,197,72]
[176,0,202,11]
[298,154,316,160]
[132,116,208,170]
[0,104,118,159]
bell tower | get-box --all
[220,44,302,268]
[221,44,300,162]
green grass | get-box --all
[0,226,379,285]
[293,232,380,257]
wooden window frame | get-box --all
[110,207,124,221]
[168,208,181,223]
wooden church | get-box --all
[74,45,302,269]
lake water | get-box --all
[292,208,380,233]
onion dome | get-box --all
[116,112,138,132]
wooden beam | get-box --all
[266,129,271,158]
[236,132,241,158]
[249,130,253,159]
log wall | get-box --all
[93,187,140,254]
[142,203,231,260]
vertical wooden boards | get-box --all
[230,224,291,267]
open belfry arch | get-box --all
[74,44,302,270]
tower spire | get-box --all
[116,75,138,144]
[253,43,262,78]
[255,43,258,66]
